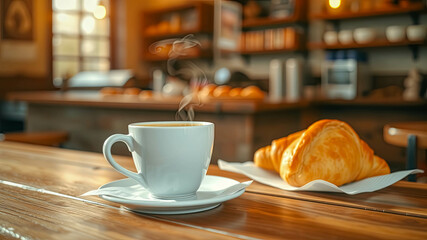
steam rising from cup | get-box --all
[149,34,207,121]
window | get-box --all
[52,0,110,83]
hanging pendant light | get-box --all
[93,0,106,20]
[328,0,342,9]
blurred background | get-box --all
[0,0,426,175]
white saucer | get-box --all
[99,175,245,214]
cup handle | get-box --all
[102,134,148,188]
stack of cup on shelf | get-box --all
[353,28,377,44]
[385,25,426,42]
[406,25,427,41]
[325,24,426,46]
[324,28,378,45]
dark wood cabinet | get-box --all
[141,2,214,62]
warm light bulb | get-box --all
[94,4,106,20]
[329,0,341,9]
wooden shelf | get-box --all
[242,15,303,28]
[143,2,202,14]
[309,2,426,20]
[220,45,302,56]
[240,46,302,55]
[141,2,214,63]
[242,0,306,28]
[144,51,212,62]
[308,39,427,50]
[314,98,427,108]
[144,29,210,40]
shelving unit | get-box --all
[140,1,308,63]
[240,45,302,55]
[238,0,307,56]
[309,2,426,20]
[139,0,427,90]
[143,29,210,40]
[242,15,305,28]
[308,1,427,60]
[144,50,213,62]
[141,2,214,62]
[242,0,306,27]
[308,39,427,50]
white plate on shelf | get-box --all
[99,175,245,214]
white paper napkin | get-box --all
[218,160,424,195]
[82,185,163,201]
[81,180,252,201]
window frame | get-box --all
[49,0,115,84]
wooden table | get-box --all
[1,141,426,239]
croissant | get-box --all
[255,130,304,172]
[254,119,390,187]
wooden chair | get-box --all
[0,131,69,147]
[383,122,427,182]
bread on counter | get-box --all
[212,85,232,98]
[254,119,390,187]
[99,87,124,95]
[123,88,141,95]
[99,84,266,102]
[240,86,265,99]
[229,87,243,97]
[139,90,153,99]
[100,87,147,98]
[198,84,265,101]
[198,84,217,98]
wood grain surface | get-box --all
[1,141,426,240]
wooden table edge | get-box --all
[2,141,426,219]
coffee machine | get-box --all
[321,50,371,99]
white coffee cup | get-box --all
[103,121,214,200]
[407,25,426,41]
[338,30,353,45]
[324,31,338,45]
[386,26,406,42]
[354,27,376,44]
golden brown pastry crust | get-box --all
[254,119,390,187]
[212,85,232,98]
[229,87,243,97]
[270,130,305,172]
[100,87,123,95]
[240,86,265,99]
[123,88,141,95]
[254,130,304,172]
[254,146,275,171]
[198,84,217,98]
[281,119,390,187]
[139,90,153,99]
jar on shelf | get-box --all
[169,13,181,33]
